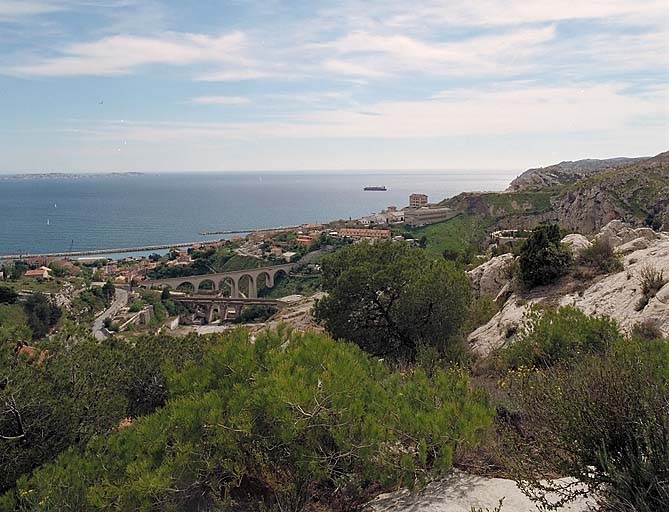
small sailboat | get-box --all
[54,203,57,208]
[47,218,50,226]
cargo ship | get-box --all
[363,186,387,191]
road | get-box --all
[92,287,129,340]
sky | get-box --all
[0,0,668,173]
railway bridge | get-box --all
[140,263,294,299]
[172,296,285,323]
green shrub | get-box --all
[518,225,571,288]
[315,240,471,362]
[0,286,18,305]
[10,330,493,511]
[578,237,623,273]
[500,337,669,511]
[496,306,622,370]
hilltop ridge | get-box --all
[507,156,648,191]
[440,150,669,235]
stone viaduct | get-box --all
[140,263,294,299]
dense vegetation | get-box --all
[500,334,669,511]
[1,329,492,511]
[314,241,471,362]
[518,224,572,287]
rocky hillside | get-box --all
[507,156,647,192]
[552,150,669,233]
[468,221,669,357]
[441,151,669,235]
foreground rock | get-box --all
[467,254,515,299]
[364,470,592,512]
[469,223,669,356]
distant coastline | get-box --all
[0,172,144,181]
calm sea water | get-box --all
[0,171,514,257]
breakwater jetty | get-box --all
[0,241,202,260]
[199,225,300,236]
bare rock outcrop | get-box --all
[468,224,669,356]
[561,234,591,256]
[467,253,515,299]
[365,469,593,512]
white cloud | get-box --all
[76,83,668,143]
[0,0,63,20]
[374,0,668,28]
[191,95,250,105]
[195,69,280,82]
[319,26,556,78]
[10,31,248,76]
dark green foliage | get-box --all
[578,236,623,273]
[501,337,669,511]
[0,287,17,305]
[496,306,622,371]
[8,261,28,280]
[518,225,571,288]
[101,281,115,302]
[0,332,210,495]
[22,293,61,340]
[314,241,471,361]
[235,304,277,323]
[9,330,492,511]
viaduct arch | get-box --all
[140,263,293,299]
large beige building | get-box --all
[404,207,459,227]
[338,228,391,240]
[409,193,429,208]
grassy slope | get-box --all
[221,255,266,272]
[0,303,28,331]
[406,214,493,257]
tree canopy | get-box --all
[314,241,471,361]
[3,329,492,511]
[518,224,571,288]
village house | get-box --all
[24,266,52,279]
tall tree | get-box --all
[314,241,471,361]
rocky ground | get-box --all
[364,470,593,512]
[468,220,669,356]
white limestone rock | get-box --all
[364,469,593,512]
[467,253,515,299]
[469,233,669,356]
[561,234,592,255]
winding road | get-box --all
[92,287,128,340]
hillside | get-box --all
[440,150,669,236]
[507,156,648,191]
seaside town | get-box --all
[0,193,463,339]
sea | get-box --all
[0,171,515,259]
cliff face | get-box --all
[551,151,669,233]
[442,151,669,235]
[507,157,647,192]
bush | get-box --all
[0,286,17,305]
[500,337,669,511]
[23,293,61,340]
[631,319,664,340]
[10,330,493,511]
[578,236,623,274]
[518,225,571,288]
[495,306,622,371]
[314,241,471,362]
[636,264,667,310]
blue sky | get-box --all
[0,0,667,173]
